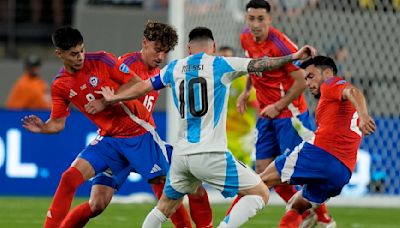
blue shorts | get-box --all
[255,111,312,160]
[275,141,352,204]
[79,131,170,190]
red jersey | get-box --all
[314,77,362,171]
[118,52,160,114]
[51,51,155,138]
[240,26,308,118]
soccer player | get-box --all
[63,21,212,228]
[218,46,257,166]
[259,56,376,228]
[21,26,181,228]
[232,0,334,225]
[95,27,316,227]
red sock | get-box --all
[60,202,94,228]
[279,209,302,228]
[151,183,192,228]
[44,167,84,228]
[274,185,297,202]
[225,195,241,216]
[188,188,212,228]
[314,204,332,222]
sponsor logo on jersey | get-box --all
[89,76,99,87]
[69,89,77,98]
[119,63,130,74]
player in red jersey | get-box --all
[21,26,190,228]
[259,56,376,228]
[226,1,334,226]
[62,22,212,228]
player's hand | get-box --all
[260,104,281,118]
[293,45,317,61]
[358,114,376,135]
[237,92,250,115]
[85,99,107,114]
[22,115,44,133]
[95,86,115,103]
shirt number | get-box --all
[178,77,208,118]
[143,95,154,112]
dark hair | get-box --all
[144,21,178,51]
[24,53,41,69]
[52,26,83,50]
[246,0,271,13]
[218,46,235,55]
[300,56,338,75]
[188,27,214,42]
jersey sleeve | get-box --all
[50,81,71,119]
[321,79,349,101]
[158,60,177,88]
[221,57,251,82]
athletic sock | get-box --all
[60,201,94,228]
[224,195,241,216]
[142,207,168,228]
[315,204,332,223]
[274,185,297,202]
[279,209,302,228]
[44,167,85,228]
[151,183,192,228]
[188,188,213,228]
[219,195,265,227]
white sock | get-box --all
[219,195,265,228]
[142,207,168,228]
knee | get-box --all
[89,197,110,215]
[60,168,83,190]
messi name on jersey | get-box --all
[182,64,204,73]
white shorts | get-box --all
[164,151,261,199]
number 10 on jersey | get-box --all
[178,77,208,118]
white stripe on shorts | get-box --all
[281,141,305,183]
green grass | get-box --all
[0,197,399,227]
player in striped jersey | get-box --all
[66,22,212,228]
[95,27,316,228]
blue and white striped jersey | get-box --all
[151,52,251,155]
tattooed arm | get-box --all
[247,45,316,73]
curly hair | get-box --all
[144,21,178,51]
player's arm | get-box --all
[237,77,253,114]
[247,45,316,73]
[274,69,307,112]
[22,115,66,134]
[97,79,155,104]
[342,85,376,135]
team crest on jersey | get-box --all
[119,63,130,74]
[89,76,99,87]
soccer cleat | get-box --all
[300,209,317,228]
[317,215,337,228]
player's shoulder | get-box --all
[119,51,141,66]
[85,51,117,67]
[323,76,347,86]
[240,27,253,45]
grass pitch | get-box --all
[0,197,399,227]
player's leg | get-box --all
[45,136,122,228]
[60,170,121,228]
[165,145,212,228]
[123,131,193,228]
[143,193,185,228]
[187,186,213,228]
[44,158,96,228]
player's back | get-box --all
[160,52,249,155]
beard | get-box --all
[314,93,321,99]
